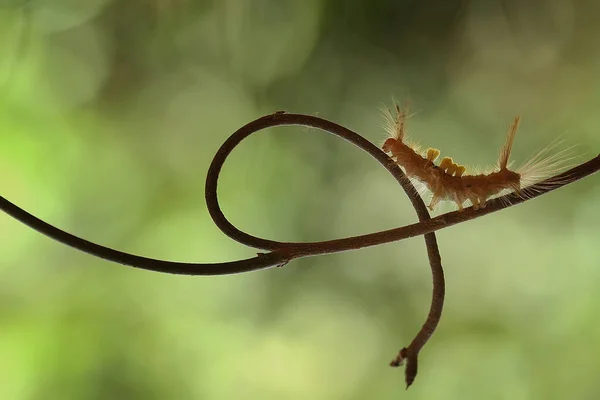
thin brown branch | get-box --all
[0,196,290,274]
[7,152,596,268]
[1,112,598,389]
[5,116,596,270]
[204,112,600,257]
[204,111,444,387]
[5,152,596,270]
[282,153,600,257]
[205,112,436,247]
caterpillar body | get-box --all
[381,104,575,211]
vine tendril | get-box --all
[2,111,598,387]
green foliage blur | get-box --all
[1,1,599,399]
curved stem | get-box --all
[4,151,596,273]
[4,152,596,272]
[0,195,290,275]
[205,111,444,387]
[205,111,434,248]
[2,111,598,388]
[210,152,600,257]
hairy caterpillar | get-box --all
[381,104,576,211]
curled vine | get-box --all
[1,111,598,388]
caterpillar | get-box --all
[381,104,576,211]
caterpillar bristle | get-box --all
[517,140,580,189]
[381,101,421,145]
[408,176,432,199]
[498,116,521,169]
[381,106,402,141]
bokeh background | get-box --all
[1,0,599,399]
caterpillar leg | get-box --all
[453,196,465,211]
[470,197,480,210]
[428,195,442,211]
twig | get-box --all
[0,196,290,274]
[4,152,597,264]
[205,111,443,387]
[1,112,598,388]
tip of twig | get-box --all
[405,375,415,390]
[390,347,414,388]
[390,348,418,389]
[389,347,407,367]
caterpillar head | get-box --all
[382,137,398,154]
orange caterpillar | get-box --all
[382,104,574,211]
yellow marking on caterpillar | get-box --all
[426,148,440,162]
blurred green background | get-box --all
[1,0,599,399]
